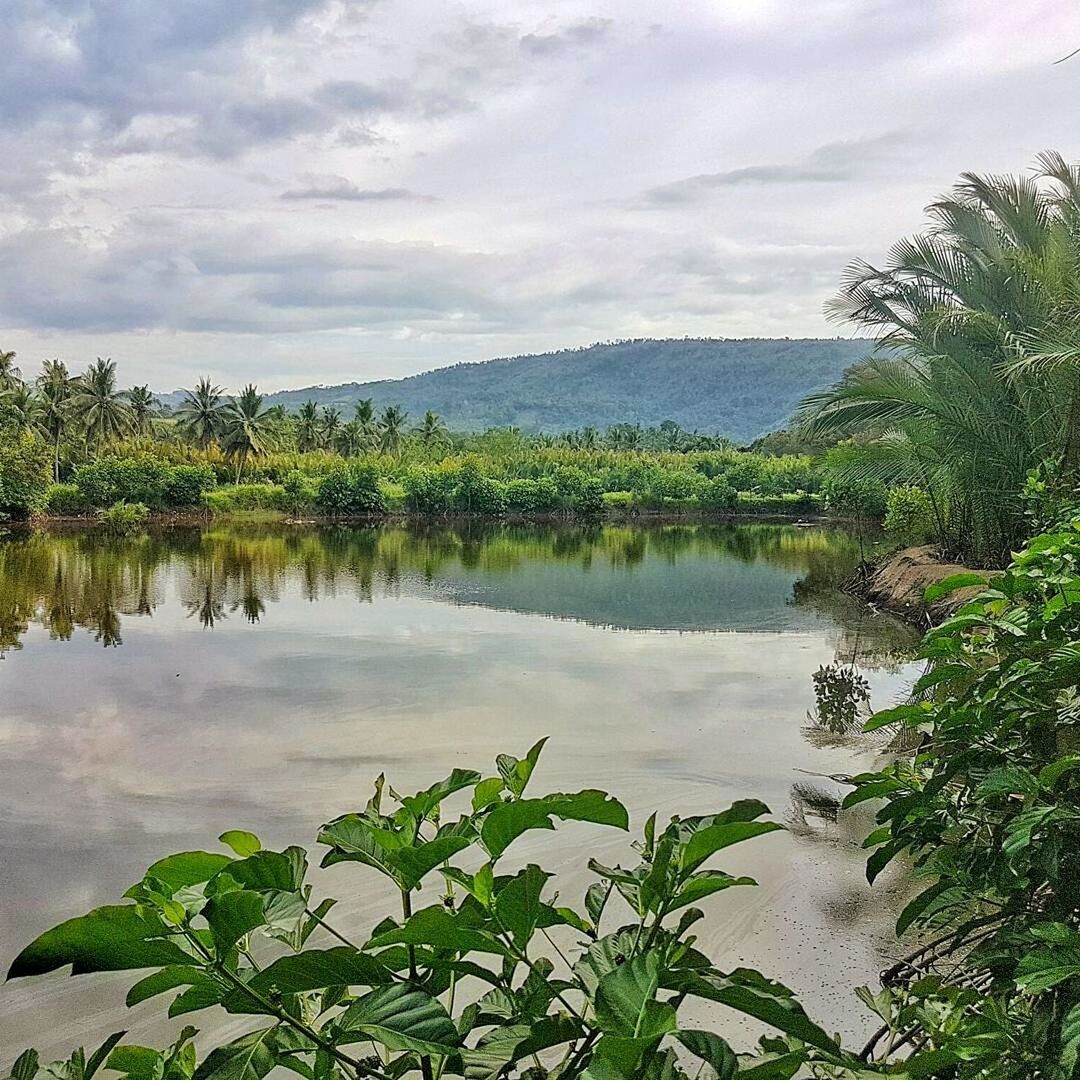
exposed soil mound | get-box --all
[853,545,988,624]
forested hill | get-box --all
[174,338,871,443]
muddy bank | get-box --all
[848,544,990,626]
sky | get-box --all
[1,0,1078,392]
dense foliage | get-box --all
[159,339,868,443]
[801,152,1080,565]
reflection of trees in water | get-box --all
[0,521,881,650]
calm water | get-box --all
[0,522,918,1056]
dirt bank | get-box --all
[850,544,990,626]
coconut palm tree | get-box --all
[321,406,343,449]
[1,382,43,438]
[37,359,74,481]
[220,384,272,482]
[296,400,321,452]
[378,405,408,456]
[799,152,1080,564]
[415,410,449,451]
[354,398,378,450]
[176,378,225,449]
[336,419,365,457]
[0,350,21,392]
[127,385,159,438]
[71,358,133,449]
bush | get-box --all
[162,463,216,507]
[73,455,216,509]
[315,464,386,515]
[280,470,318,515]
[569,476,604,514]
[379,480,407,511]
[98,500,149,534]
[203,484,286,515]
[699,476,738,513]
[505,477,560,513]
[454,465,507,515]
[0,429,51,519]
[45,482,87,516]
[883,485,936,546]
[820,472,887,519]
[403,465,458,513]
[601,489,637,512]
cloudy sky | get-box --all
[1,1,1078,391]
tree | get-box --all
[354,398,378,450]
[415,409,449,451]
[220,384,272,482]
[37,359,74,482]
[336,419,365,457]
[378,404,408,455]
[126,385,159,438]
[0,349,21,392]
[0,383,43,439]
[175,378,225,450]
[71,358,133,450]
[296,400,321,452]
[800,152,1080,564]
[321,406,342,449]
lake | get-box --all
[0,521,918,1056]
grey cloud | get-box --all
[519,17,614,56]
[281,177,436,202]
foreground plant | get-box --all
[6,740,867,1079]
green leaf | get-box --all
[671,872,756,911]
[975,766,1039,798]
[391,837,472,891]
[125,852,234,899]
[246,947,391,995]
[336,984,460,1056]
[895,881,967,937]
[681,820,781,872]
[1061,1002,1080,1071]
[480,790,628,860]
[191,1029,277,1080]
[1039,754,1080,789]
[462,1016,581,1079]
[125,966,215,1007]
[7,905,189,978]
[1015,948,1080,994]
[594,952,676,1040]
[471,777,505,813]
[580,1036,653,1080]
[218,850,305,893]
[218,832,261,858]
[673,1031,737,1079]
[398,769,482,824]
[862,704,930,733]
[664,969,839,1054]
[105,1048,163,1080]
[10,1050,39,1080]
[923,573,988,603]
[203,891,265,954]
[368,906,510,956]
[495,737,548,799]
[85,1035,127,1080]
[493,864,551,945]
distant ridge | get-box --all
[159,337,870,443]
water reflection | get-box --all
[0,521,917,649]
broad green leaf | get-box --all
[594,952,676,1040]
[975,766,1039,798]
[390,836,472,891]
[580,1036,652,1080]
[734,1050,806,1078]
[923,573,988,603]
[574,928,643,996]
[1061,1002,1080,1071]
[7,905,189,978]
[442,864,494,909]
[493,864,550,944]
[217,849,306,893]
[461,1016,581,1079]
[673,1031,737,1079]
[203,891,265,954]
[664,969,839,1054]
[218,832,261,858]
[246,947,391,995]
[85,1035,127,1080]
[191,1029,277,1080]
[399,769,482,824]
[1015,947,1080,994]
[1039,754,1080,789]
[481,790,628,860]
[895,881,967,937]
[671,872,756,911]
[681,822,781,873]
[586,881,611,927]
[336,984,460,1056]
[105,1048,163,1080]
[862,703,931,733]
[125,853,234,899]
[368,905,510,956]
[495,737,548,799]
[471,777,505,812]
[126,966,215,1007]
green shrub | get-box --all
[315,464,386,514]
[73,455,216,509]
[0,429,51,519]
[505,477,559,513]
[454,464,507,514]
[820,473,887,519]
[98,500,149,534]
[601,489,637,512]
[403,465,458,513]
[699,476,738,513]
[569,476,604,515]
[203,484,286,515]
[162,463,216,507]
[883,485,936,546]
[280,470,318,514]
[379,480,407,511]
[45,482,87,516]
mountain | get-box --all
[159,337,870,443]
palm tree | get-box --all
[1,382,43,437]
[71,358,133,449]
[296,400,321,452]
[321,406,343,449]
[37,359,73,481]
[176,378,225,449]
[799,152,1080,564]
[354,398,379,450]
[415,410,449,451]
[337,419,365,457]
[127,385,159,438]
[378,405,408,456]
[220,384,272,482]
[0,350,21,392]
